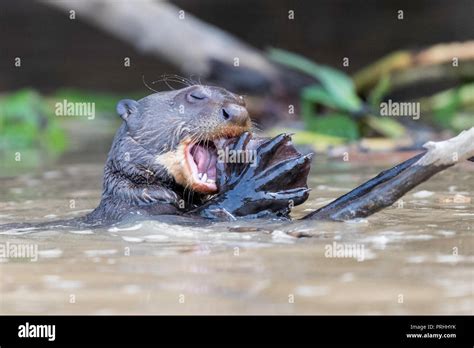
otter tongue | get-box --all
[193,145,217,180]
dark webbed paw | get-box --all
[194,132,312,219]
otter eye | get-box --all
[187,90,208,102]
[190,94,205,100]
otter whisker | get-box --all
[142,75,159,93]
[167,74,193,85]
[250,120,263,134]
[151,78,178,90]
[153,76,184,90]
[188,74,205,88]
[163,78,177,91]
[153,74,197,90]
[182,182,196,207]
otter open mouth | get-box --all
[185,141,219,193]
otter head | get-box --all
[116,85,251,194]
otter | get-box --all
[82,84,472,225]
[4,84,467,231]
[81,85,311,226]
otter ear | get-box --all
[116,99,138,121]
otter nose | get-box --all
[222,104,249,126]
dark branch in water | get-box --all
[302,152,425,220]
[304,158,452,221]
[304,128,474,221]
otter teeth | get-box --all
[197,172,214,184]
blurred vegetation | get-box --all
[421,83,474,131]
[0,88,144,171]
[52,88,144,116]
[269,48,474,149]
[270,49,408,144]
[0,89,67,169]
[0,89,66,152]
[1,46,473,166]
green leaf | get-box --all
[302,85,341,110]
[269,48,363,112]
[368,74,391,107]
[364,116,406,138]
[304,113,360,140]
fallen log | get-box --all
[38,0,279,93]
[303,127,474,221]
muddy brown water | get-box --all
[0,126,472,314]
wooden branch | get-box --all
[353,41,474,93]
[304,127,474,221]
[39,0,278,89]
